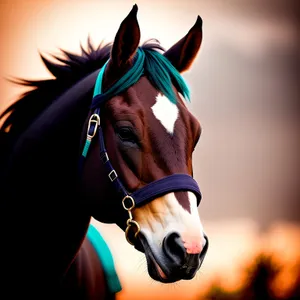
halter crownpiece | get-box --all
[80,48,202,245]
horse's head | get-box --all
[80,5,208,283]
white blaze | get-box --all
[151,94,179,134]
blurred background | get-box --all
[0,0,299,299]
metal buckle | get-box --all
[87,114,100,140]
[108,170,117,182]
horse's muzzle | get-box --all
[138,231,209,283]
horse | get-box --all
[0,4,208,299]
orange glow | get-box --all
[91,219,300,299]
[1,1,299,299]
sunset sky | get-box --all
[0,0,299,299]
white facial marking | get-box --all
[151,94,179,134]
[134,192,205,253]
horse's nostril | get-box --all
[162,232,186,265]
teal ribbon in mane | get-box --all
[91,47,190,108]
[87,224,122,294]
[92,48,145,105]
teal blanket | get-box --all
[87,224,122,294]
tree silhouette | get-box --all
[200,253,284,300]
[241,253,280,300]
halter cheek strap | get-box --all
[82,115,202,206]
[79,48,202,246]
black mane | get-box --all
[0,38,164,141]
[0,38,112,140]
[0,37,164,174]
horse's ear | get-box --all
[164,16,203,73]
[111,4,140,67]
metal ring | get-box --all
[125,220,141,245]
[122,195,135,211]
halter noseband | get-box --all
[79,48,202,245]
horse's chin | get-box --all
[147,254,176,283]
[136,234,199,283]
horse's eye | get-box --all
[117,127,138,144]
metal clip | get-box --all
[122,195,140,245]
[87,114,100,140]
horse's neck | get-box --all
[2,92,93,284]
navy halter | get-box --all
[80,48,202,242]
